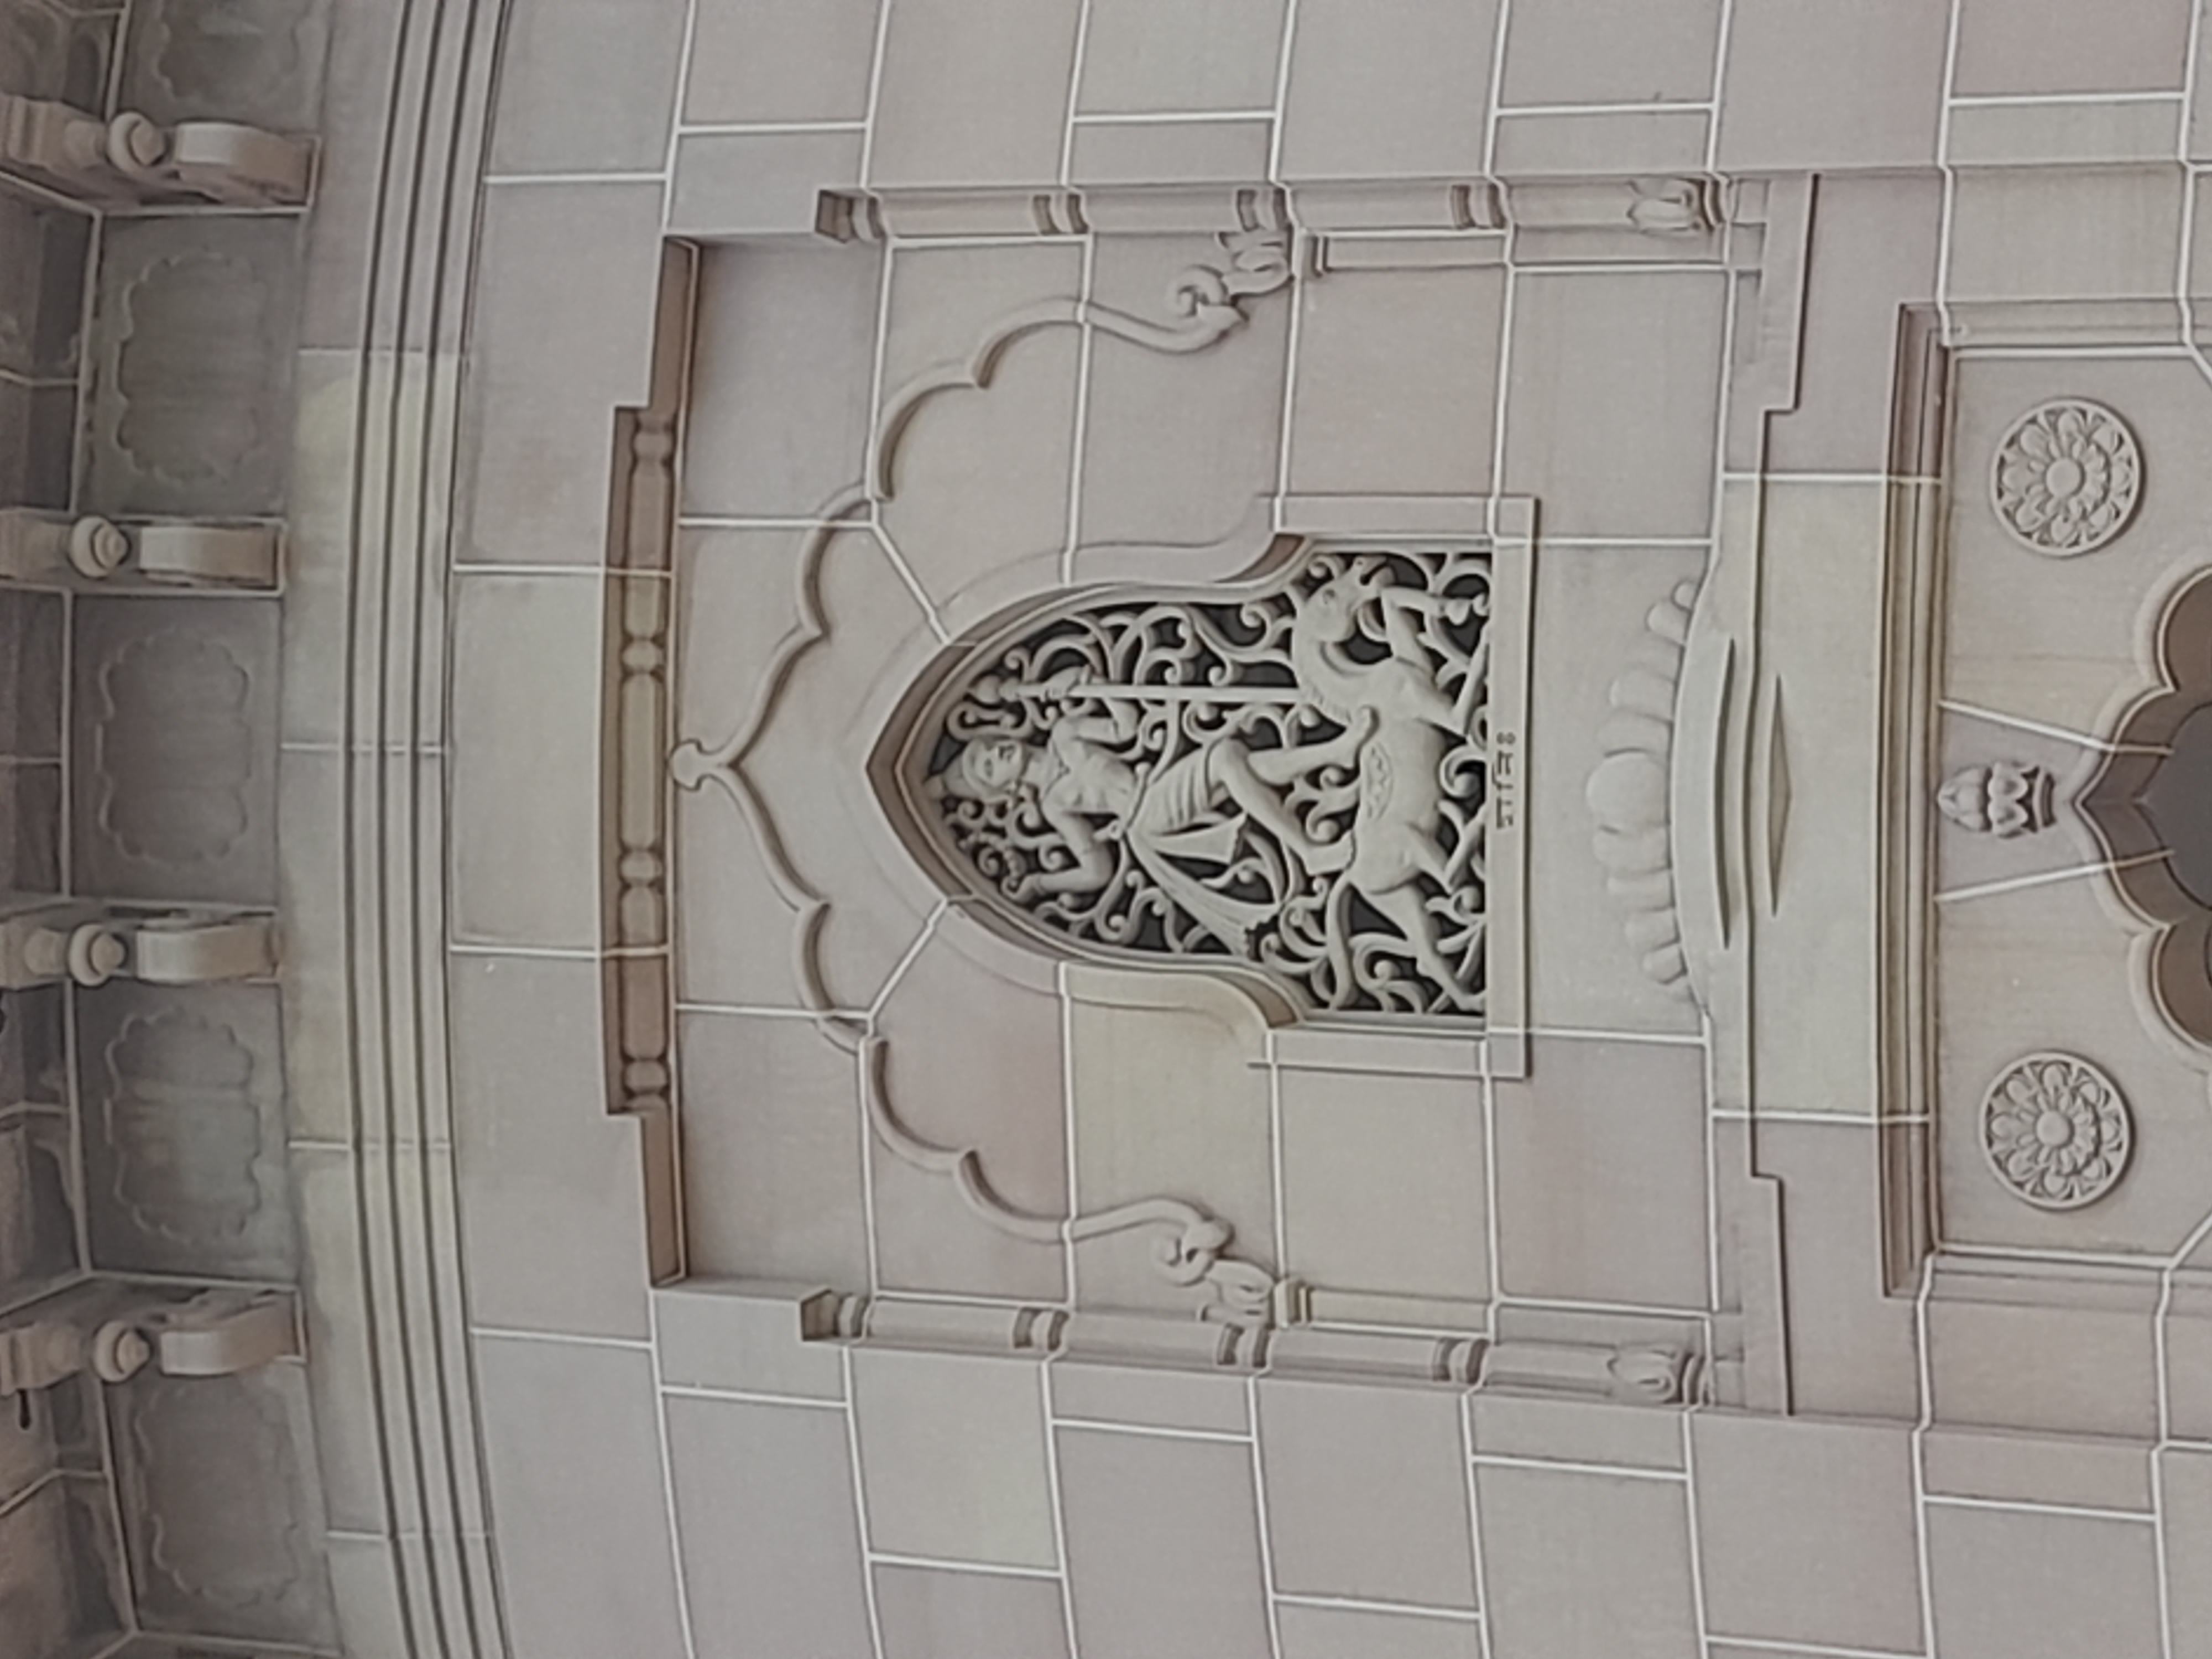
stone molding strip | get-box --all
[301,1,515,1656]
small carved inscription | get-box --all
[920,549,1493,1019]
[1492,730,1519,832]
[1990,399,2141,557]
[1981,1051,2132,1211]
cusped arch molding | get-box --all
[869,538,1514,1026]
[2081,566,2212,1062]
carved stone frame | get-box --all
[863,512,1536,1070]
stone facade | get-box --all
[11,2,2212,1658]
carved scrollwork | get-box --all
[910,548,1493,1019]
[103,1010,262,1246]
[2079,570,2212,1065]
[872,227,1291,499]
[1990,399,2141,557]
[1981,1052,2132,1211]
[96,630,253,866]
[659,233,1335,1324]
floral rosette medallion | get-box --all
[1989,398,2142,557]
[1980,1051,2133,1211]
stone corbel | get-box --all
[0,905,279,990]
[0,1285,300,1407]
[1,93,312,207]
[0,509,282,589]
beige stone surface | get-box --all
[27,1,2212,1655]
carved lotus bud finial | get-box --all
[1981,1052,2132,1210]
[1990,399,2141,556]
[1937,761,2054,838]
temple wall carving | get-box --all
[20,1,2212,1657]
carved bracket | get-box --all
[1,94,314,207]
[0,905,279,991]
[0,1283,300,1402]
[0,509,283,589]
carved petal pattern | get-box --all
[96,630,253,865]
[1980,1051,2132,1211]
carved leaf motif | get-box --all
[103,1010,261,1244]
[909,549,1493,1020]
[96,630,253,864]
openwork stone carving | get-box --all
[1990,399,2141,557]
[1938,761,2054,838]
[915,548,1493,1018]
[671,218,1318,1326]
[1981,1052,2132,1211]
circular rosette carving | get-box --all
[1980,1052,2133,1211]
[1990,399,2142,556]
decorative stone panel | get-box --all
[0,0,114,108]
[0,1473,128,1657]
[72,596,281,905]
[0,1108,77,1307]
[76,983,297,1282]
[85,216,302,518]
[109,1364,337,1650]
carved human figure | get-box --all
[935,684,1373,950]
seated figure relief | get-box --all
[905,549,1495,1019]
